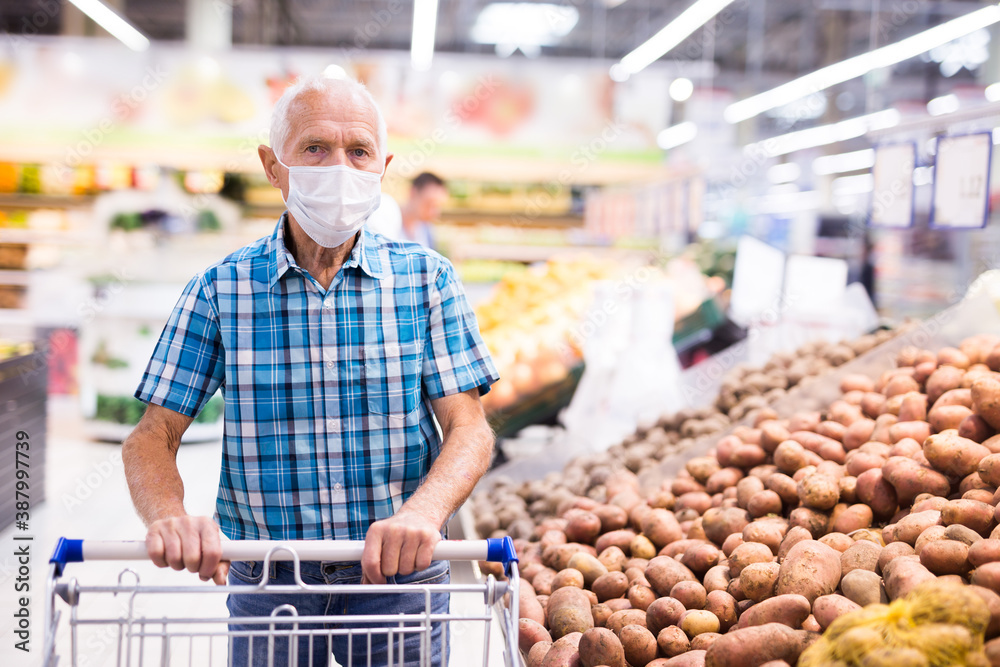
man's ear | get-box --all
[258,145,281,187]
[380,153,394,182]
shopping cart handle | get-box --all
[50,536,518,575]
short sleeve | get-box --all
[135,274,225,418]
[422,261,499,399]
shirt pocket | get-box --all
[363,340,423,417]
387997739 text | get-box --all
[13,429,32,653]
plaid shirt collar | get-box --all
[268,214,386,290]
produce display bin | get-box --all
[487,362,585,440]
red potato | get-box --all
[704,590,738,632]
[660,650,707,667]
[811,594,862,631]
[641,509,683,550]
[882,456,952,506]
[942,498,996,536]
[961,414,996,443]
[645,556,698,598]
[882,556,936,600]
[929,404,975,433]
[841,374,876,393]
[816,421,847,442]
[841,539,882,575]
[527,641,553,667]
[593,505,629,534]
[646,596,686,636]
[669,580,706,611]
[704,623,817,667]
[972,540,1000,567]
[974,376,1000,430]
[897,393,929,423]
[520,618,553,654]
[775,540,842,603]
[521,581,547,626]
[701,507,751,547]
[594,530,636,555]
[831,503,873,534]
[740,562,780,602]
[927,366,966,404]
[546,586,595,638]
[736,593,811,629]
[564,509,603,545]
[889,420,932,443]
[703,565,731,593]
[891,510,943,546]
[919,538,971,575]
[578,627,625,667]
[656,626,690,658]
[923,432,992,478]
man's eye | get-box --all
[353,149,367,158]
[306,146,320,153]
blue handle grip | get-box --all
[50,537,84,576]
[485,536,518,577]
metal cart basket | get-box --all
[44,537,520,667]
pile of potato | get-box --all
[487,333,1000,666]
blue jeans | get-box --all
[226,558,450,667]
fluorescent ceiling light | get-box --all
[745,109,900,158]
[832,173,874,195]
[615,0,737,77]
[669,78,694,102]
[657,121,698,150]
[927,93,960,116]
[323,64,348,80]
[767,162,801,184]
[471,3,579,58]
[812,148,875,176]
[724,5,1000,123]
[746,190,821,215]
[986,82,1000,102]
[411,0,440,70]
[66,0,150,51]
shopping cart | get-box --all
[44,536,520,667]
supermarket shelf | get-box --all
[448,242,656,263]
[0,194,96,209]
[0,228,98,245]
[441,211,584,228]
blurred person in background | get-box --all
[400,172,448,249]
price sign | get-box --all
[869,142,915,228]
[931,132,992,229]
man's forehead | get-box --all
[287,88,379,135]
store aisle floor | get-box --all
[1,399,507,667]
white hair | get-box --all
[269,74,388,161]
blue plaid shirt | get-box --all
[135,216,499,541]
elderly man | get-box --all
[122,75,498,667]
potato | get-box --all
[882,556,935,600]
[855,468,898,519]
[812,594,861,631]
[971,540,1000,567]
[593,571,629,602]
[657,625,691,658]
[775,540,841,603]
[522,581,547,626]
[704,623,817,667]
[728,542,774,577]
[877,541,916,574]
[740,562,780,602]
[628,583,657,611]
[974,562,1000,595]
[646,596,686,636]
[943,498,996,536]
[892,510,943,545]
[598,546,627,573]
[547,586,595,638]
[703,565,731,594]
[743,519,788,555]
[661,650,707,666]
[680,609,721,638]
[842,374,876,393]
[705,589,738,632]
[962,414,996,443]
[641,509,683,550]
[788,507,830,539]
[604,609,647,637]
[927,365,965,404]
[840,539,882,576]
[701,507,751,547]
[832,503,873,535]
[889,420,932,443]
[862,392,888,419]
[527,640,553,667]
[578,627,625,667]
[920,538,971,575]
[534,568,558,595]
[552,568,585,591]
[970,585,1000,639]
[844,418,877,451]
[882,456,951,505]
[841,568,886,607]
[923,432,991,478]
[774,441,814,474]
[737,593,811,630]
[567,553,609,588]
[645,556,698,597]
[594,505,629,533]
[670,580,707,611]
[565,509,603,544]
[680,543,721,576]
[595,530,637,555]
[541,632,583,667]
[521,618,554,654]
[761,421,792,453]
[974,376,1000,430]
[929,404,974,433]
[796,473,840,510]
[777,526,813,562]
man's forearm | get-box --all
[122,410,190,526]
[399,421,494,528]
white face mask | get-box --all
[276,154,384,248]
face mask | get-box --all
[276,155,384,248]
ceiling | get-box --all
[1,0,989,116]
